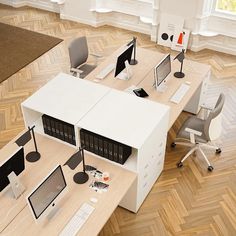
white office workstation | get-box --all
[0,41,210,235]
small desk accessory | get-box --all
[15,126,41,162]
[73,147,89,184]
[127,37,138,65]
[64,150,83,170]
[133,88,149,97]
[174,49,185,78]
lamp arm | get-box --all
[180,60,184,73]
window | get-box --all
[215,0,236,14]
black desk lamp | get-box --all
[73,147,89,184]
[15,126,41,162]
[174,49,185,78]
[128,37,138,65]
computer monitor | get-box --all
[27,165,67,221]
[0,146,25,193]
[154,54,171,91]
[114,43,134,80]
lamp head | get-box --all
[174,49,185,63]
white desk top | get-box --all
[77,89,170,149]
[21,73,110,125]
[1,133,137,236]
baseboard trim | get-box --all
[60,13,150,35]
[190,42,236,55]
[27,1,60,13]
[0,0,59,13]
[60,14,99,27]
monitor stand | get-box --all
[46,204,61,221]
[8,172,25,199]
[116,60,133,80]
[156,83,168,93]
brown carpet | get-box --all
[0,22,63,83]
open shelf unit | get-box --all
[21,72,170,212]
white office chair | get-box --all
[68,36,102,78]
[171,93,225,171]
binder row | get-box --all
[42,114,76,146]
[80,129,132,165]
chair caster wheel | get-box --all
[216,148,221,154]
[177,162,183,168]
[171,142,176,148]
[208,166,214,172]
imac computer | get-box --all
[114,43,134,80]
[154,54,171,92]
[0,146,25,198]
[27,165,67,221]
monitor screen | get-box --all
[27,165,67,219]
[154,54,171,86]
[114,44,134,77]
[0,147,25,192]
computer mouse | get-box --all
[90,197,98,203]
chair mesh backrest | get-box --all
[68,37,89,69]
[204,93,225,141]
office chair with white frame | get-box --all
[68,36,102,78]
[171,93,225,171]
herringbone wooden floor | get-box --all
[1,4,236,235]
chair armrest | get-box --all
[185,128,202,144]
[70,68,83,77]
[200,104,213,111]
[199,104,213,119]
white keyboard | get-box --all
[59,203,95,236]
[170,83,190,104]
[96,63,115,79]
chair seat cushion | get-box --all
[177,116,208,143]
[78,64,96,78]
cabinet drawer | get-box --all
[138,178,153,204]
[138,166,163,206]
[139,134,166,169]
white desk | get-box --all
[77,88,170,212]
[1,133,137,236]
[1,46,211,235]
[21,73,170,213]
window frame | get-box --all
[212,0,236,19]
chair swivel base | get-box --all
[177,161,214,172]
[73,172,89,184]
[26,151,41,163]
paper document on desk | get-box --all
[89,181,109,193]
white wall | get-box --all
[60,0,97,26]
[1,0,236,55]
